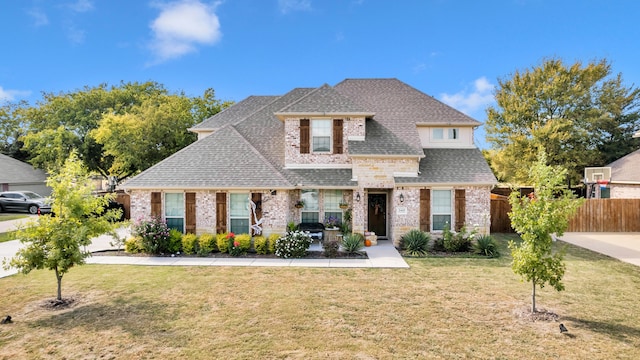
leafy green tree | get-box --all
[508,150,583,313]
[17,82,231,180]
[4,153,121,301]
[0,100,30,161]
[486,58,640,184]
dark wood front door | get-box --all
[367,193,387,237]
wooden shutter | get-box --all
[333,119,343,154]
[216,192,227,234]
[420,189,431,232]
[151,192,162,218]
[455,189,466,231]
[250,193,262,235]
[185,192,196,234]
[300,119,310,154]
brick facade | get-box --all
[610,184,640,199]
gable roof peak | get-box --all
[275,82,374,118]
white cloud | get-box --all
[27,8,49,27]
[66,25,86,44]
[0,86,31,102]
[67,0,94,12]
[440,76,495,115]
[278,0,312,14]
[149,0,222,63]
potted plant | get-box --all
[324,216,341,230]
[339,200,349,209]
[294,200,305,208]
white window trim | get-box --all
[311,118,332,153]
[431,188,453,232]
[164,191,185,233]
[432,127,460,142]
[229,192,250,234]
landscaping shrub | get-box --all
[124,236,143,254]
[132,216,171,254]
[275,230,312,258]
[323,238,340,258]
[227,233,244,256]
[267,233,279,254]
[254,235,268,254]
[443,224,473,253]
[341,233,364,256]
[216,233,230,253]
[473,234,500,258]
[235,233,252,252]
[168,229,183,254]
[198,233,216,255]
[401,229,430,257]
[181,233,198,255]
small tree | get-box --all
[4,153,120,301]
[508,150,583,313]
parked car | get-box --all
[0,191,51,214]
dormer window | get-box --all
[299,118,343,154]
[312,119,332,152]
[432,128,459,141]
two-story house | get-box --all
[123,78,497,246]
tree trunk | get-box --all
[531,280,537,313]
[55,268,62,301]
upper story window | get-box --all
[432,128,459,141]
[312,119,332,152]
[299,118,343,155]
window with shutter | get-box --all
[216,192,227,234]
[151,192,162,217]
[420,189,431,232]
[185,192,196,234]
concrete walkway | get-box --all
[557,232,640,267]
[1,224,409,278]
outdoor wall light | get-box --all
[356,192,361,202]
[399,193,404,203]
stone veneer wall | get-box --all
[389,185,492,246]
[195,191,216,235]
[284,117,365,166]
[610,184,640,199]
[351,157,419,188]
[129,190,154,222]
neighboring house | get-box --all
[0,153,51,196]
[604,149,640,198]
[123,79,497,246]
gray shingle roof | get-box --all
[0,154,48,183]
[276,84,372,115]
[125,79,492,190]
[607,148,640,182]
[122,125,291,189]
[396,148,497,185]
[335,78,481,152]
[348,118,423,156]
[191,95,278,130]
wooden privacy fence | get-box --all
[491,198,640,233]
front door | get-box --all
[367,193,387,237]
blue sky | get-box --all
[2,0,639,148]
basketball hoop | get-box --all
[596,179,609,188]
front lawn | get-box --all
[0,214,28,222]
[1,234,638,359]
[0,231,16,243]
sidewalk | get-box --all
[557,232,640,267]
[1,229,409,278]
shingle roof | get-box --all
[396,148,497,185]
[607,148,640,182]
[348,119,423,156]
[334,78,481,152]
[283,169,357,188]
[191,95,278,130]
[0,154,48,184]
[122,125,292,189]
[276,84,372,115]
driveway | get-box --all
[557,232,640,267]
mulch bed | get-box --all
[92,250,368,259]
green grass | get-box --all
[0,214,28,222]
[0,231,16,243]
[1,234,639,359]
